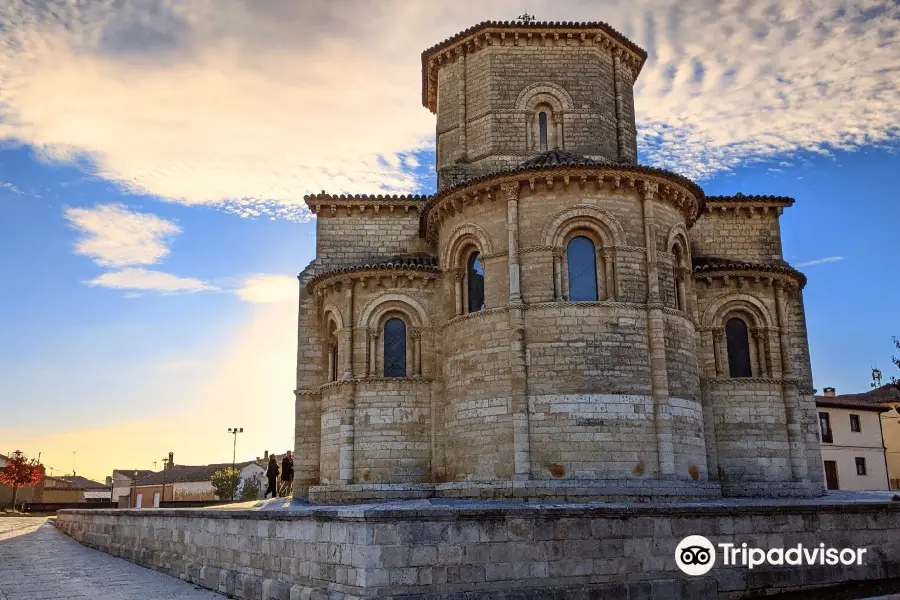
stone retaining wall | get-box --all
[55,501,900,600]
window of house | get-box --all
[850,414,861,432]
[566,236,599,302]
[856,457,867,476]
[383,318,407,378]
[819,412,833,444]
[136,493,143,508]
[725,317,753,378]
[538,112,548,151]
[466,251,485,313]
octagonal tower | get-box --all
[423,21,646,190]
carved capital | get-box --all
[751,327,768,341]
[641,181,659,199]
[500,181,520,202]
[410,328,422,340]
[712,327,725,341]
[453,267,466,282]
[367,329,379,341]
[552,247,564,259]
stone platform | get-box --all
[54,492,900,600]
[308,478,724,504]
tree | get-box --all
[210,467,240,501]
[891,337,900,393]
[0,451,45,509]
[239,477,260,501]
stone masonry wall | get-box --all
[56,502,900,600]
[690,210,784,263]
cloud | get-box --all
[84,268,217,293]
[64,203,180,267]
[1,181,24,195]
[234,274,298,304]
[1,0,898,214]
[796,256,845,267]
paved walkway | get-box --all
[0,518,224,600]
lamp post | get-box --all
[228,427,243,501]
[131,470,138,508]
[160,457,169,507]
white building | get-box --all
[816,387,890,491]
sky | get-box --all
[1,0,899,482]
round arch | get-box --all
[515,82,575,112]
[441,222,494,269]
[358,292,430,329]
[542,204,625,248]
[701,293,774,330]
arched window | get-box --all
[327,321,339,382]
[538,112,549,151]
[725,317,752,378]
[566,236,598,301]
[467,251,485,313]
[383,318,407,378]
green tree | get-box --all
[210,467,240,501]
[239,477,260,501]
[0,451,45,509]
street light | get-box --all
[228,427,243,501]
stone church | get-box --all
[293,20,825,503]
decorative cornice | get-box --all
[692,258,806,290]
[421,166,704,242]
[304,194,430,218]
[422,21,647,113]
[702,195,794,218]
[308,259,440,294]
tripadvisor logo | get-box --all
[676,535,716,576]
[675,535,869,576]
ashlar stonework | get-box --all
[293,20,825,504]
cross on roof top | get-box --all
[517,12,535,23]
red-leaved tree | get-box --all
[0,450,45,509]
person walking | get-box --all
[280,450,294,497]
[263,454,279,499]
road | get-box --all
[0,517,224,600]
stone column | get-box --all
[342,282,355,379]
[410,328,422,377]
[713,327,726,378]
[503,182,531,480]
[613,52,626,162]
[601,247,615,301]
[552,248,563,301]
[454,269,464,316]
[775,281,809,482]
[641,182,674,476]
[525,111,534,151]
[699,329,720,481]
[555,113,564,150]
[338,382,356,484]
[752,328,770,377]
[366,329,378,377]
[504,182,523,303]
[326,341,335,382]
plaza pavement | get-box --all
[0,517,224,600]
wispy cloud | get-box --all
[796,256,845,267]
[1,181,24,195]
[1,0,898,214]
[64,203,181,267]
[84,268,217,293]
